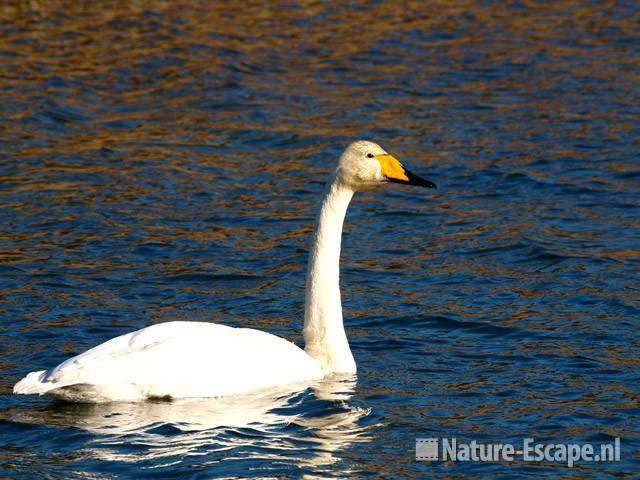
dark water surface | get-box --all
[1,1,639,478]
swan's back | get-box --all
[14,321,322,402]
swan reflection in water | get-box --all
[12,375,373,470]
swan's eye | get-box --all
[366,153,374,158]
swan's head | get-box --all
[335,140,436,190]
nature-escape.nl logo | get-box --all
[416,437,621,467]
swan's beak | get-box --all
[376,154,437,189]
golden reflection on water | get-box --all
[2,0,637,152]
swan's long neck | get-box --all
[303,176,356,374]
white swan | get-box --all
[14,140,436,402]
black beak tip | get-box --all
[406,170,437,189]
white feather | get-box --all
[14,322,321,402]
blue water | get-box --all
[1,1,639,478]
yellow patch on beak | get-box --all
[376,154,409,182]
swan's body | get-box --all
[14,141,435,402]
[14,322,322,402]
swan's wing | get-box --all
[16,321,322,401]
[42,321,202,384]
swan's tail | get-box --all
[13,370,50,395]
[14,371,129,402]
